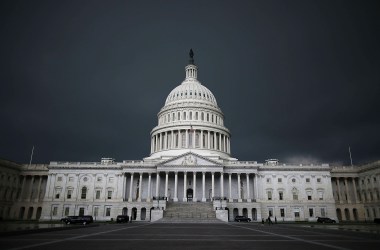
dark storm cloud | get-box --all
[0,0,379,165]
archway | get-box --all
[242,208,248,217]
[132,207,137,220]
[252,208,257,221]
[336,208,342,221]
[36,207,42,220]
[27,207,33,220]
[353,208,359,221]
[225,208,230,221]
[187,188,193,201]
[344,208,350,221]
[122,207,128,216]
[233,208,238,219]
[19,207,25,219]
[141,208,146,220]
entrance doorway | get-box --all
[187,188,193,201]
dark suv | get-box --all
[116,215,129,223]
[317,217,336,223]
[61,216,94,225]
[234,216,251,222]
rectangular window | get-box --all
[79,208,85,216]
[96,190,101,199]
[97,177,102,182]
[106,207,111,216]
[94,207,99,217]
[69,177,74,182]
[67,190,72,199]
[109,177,114,183]
[55,192,60,199]
[64,207,69,216]
[52,207,58,216]
[279,191,283,200]
[293,194,298,200]
[321,208,326,217]
[307,191,312,200]
[267,191,272,200]
[81,188,86,199]
[306,178,310,183]
[57,177,62,182]
[317,178,321,183]
[266,178,270,183]
[309,208,314,217]
[318,192,323,200]
[107,191,112,199]
[268,208,273,217]
[280,208,285,217]
[278,178,282,183]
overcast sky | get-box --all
[1,0,379,165]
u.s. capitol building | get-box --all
[1,51,379,222]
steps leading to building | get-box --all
[160,202,222,223]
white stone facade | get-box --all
[0,53,379,222]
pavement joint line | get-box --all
[5,223,152,250]
[228,224,351,250]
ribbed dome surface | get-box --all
[165,80,217,106]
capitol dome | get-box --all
[146,50,233,161]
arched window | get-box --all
[183,111,186,120]
[189,112,192,120]
[195,112,198,120]
[81,187,87,199]
[201,112,204,121]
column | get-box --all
[174,172,178,202]
[28,176,35,201]
[223,135,227,152]
[165,172,169,199]
[238,173,242,202]
[200,130,204,149]
[193,172,197,201]
[246,174,251,202]
[220,172,224,198]
[183,172,187,202]
[128,173,134,202]
[352,178,358,202]
[207,131,210,149]
[147,173,151,202]
[229,173,232,202]
[213,132,217,150]
[155,173,160,198]
[254,174,259,201]
[344,178,351,203]
[202,172,206,202]
[185,129,189,148]
[178,130,182,148]
[219,133,222,151]
[211,172,215,199]
[137,173,143,201]
[171,130,175,149]
[122,174,127,200]
[193,129,196,148]
[36,176,43,201]
[164,132,167,150]
[337,178,342,203]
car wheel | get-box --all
[83,221,87,225]
[66,221,70,225]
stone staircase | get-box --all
[160,202,223,223]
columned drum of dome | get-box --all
[147,51,232,160]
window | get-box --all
[81,187,87,199]
[57,177,62,182]
[292,178,296,183]
[64,207,69,216]
[94,207,99,217]
[97,177,102,182]
[266,178,270,183]
[279,191,283,200]
[278,178,282,183]
[106,207,111,216]
[268,208,273,217]
[306,178,310,183]
[309,208,314,217]
[55,189,61,199]
[96,190,101,199]
[321,208,326,217]
[307,191,312,200]
[52,207,58,216]
[267,191,272,200]
[317,178,321,183]
[280,208,285,217]
[293,193,298,200]
[318,191,324,200]
[69,177,74,182]
[107,190,112,199]
[109,177,114,183]
[67,190,72,199]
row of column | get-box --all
[17,175,45,202]
[151,129,231,154]
[125,172,256,202]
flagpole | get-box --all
[29,146,34,166]
[349,146,353,166]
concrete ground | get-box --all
[0,222,379,250]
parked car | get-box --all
[116,215,129,223]
[234,216,251,222]
[61,216,94,225]
[374,218,380,224]
[317,217,336,223]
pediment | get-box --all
[159,152,222,167]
